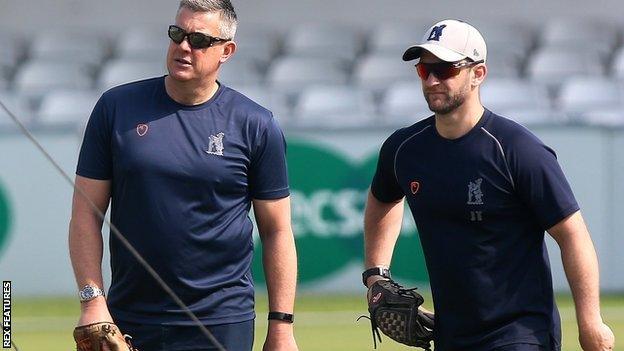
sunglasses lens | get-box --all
[168,26,185,44]
[416,64,429,80]
[417,63,461,80]
[188,33,211,49]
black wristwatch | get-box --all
[268,312,294,323]
[362,266,391,287]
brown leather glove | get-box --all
[73,322,138,351]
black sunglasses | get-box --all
[168,25,230,49]
[416,60,484,80]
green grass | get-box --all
[10,294,624,350]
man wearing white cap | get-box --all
[363,19,614,350]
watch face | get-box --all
[80,286,98,300]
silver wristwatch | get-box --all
[79,285,105,302]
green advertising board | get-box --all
[252,140,429,286]
[0,181,11,257]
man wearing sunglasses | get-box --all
[69,0,298,350]
[363,19,614,351]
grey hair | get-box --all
[178,0,238,39]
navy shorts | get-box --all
[493,344,548,351]
[115,319,254,351]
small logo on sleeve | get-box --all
[136,123,149,137]
[206,132,225,156]
[410,181,420,195]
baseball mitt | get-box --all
[73,322,138,351]
[360,279,434,350]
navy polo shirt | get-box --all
[371,110,578,350]
[77,76,289,325]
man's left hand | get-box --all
[262,321,298,351]
[579,321,614,351]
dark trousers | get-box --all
[116,319,254,351]
[493,344,548,351]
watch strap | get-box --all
[268,312,294,323]
[362,266,391,287]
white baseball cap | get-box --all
[403,19,487,63]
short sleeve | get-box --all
[249,116,290,200]
[76,96,113,180]
[508,133,579,230]
[370,134,405,203]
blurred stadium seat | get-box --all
[499,107,567,126]
[115,26,169,63]
[97,59,166,91]
[538,19,618,60]
[472,21,535,61]
[29,29,110,67]
[580,108,624,126]
[266,56,348,94]
[558,77,623,118]
[282,23,361,62]
[294,85,375,127]
[14,60,93,97]
[612,48,624,79]
[484,51,522,78]
[353,54,415,92]
[233,26,280,65]
[526,48,604,89]
[37,90,100,127]
[379,81,431,125]
[366,22,429,58]
[218,57,264,87]
[481,78,550,111]
[236,85,291,124]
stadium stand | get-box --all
[353,54,415,93]
[282,23,362,62]
[97,59,167,91]
[14,60,93,97]
[115,26,169,63]
[379,81,431,125]
[37,90,100,127]
[29,29,109,68]
[294,85,375,127]
[218,57,264,87]
[558,78,623,119]
[266,56,349,94]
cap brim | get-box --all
[402,43,467,62]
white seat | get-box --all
[266,56,348,94]
[367,22,429,58]
[580,108,624,127]
[558,78,622,116]
[498,107,566,126]
[115,26,169,62]
[353,54,415,91]
[471,21,535,60]
[484,47,523,78]
[380,81,430,120]
[236,86,290,123]
[527,48,604,88]
[612,48,624,79]
[30,29,109,67]
[294,85,375,128]
[37,90,100,126]
[282,23,361,62]
[232,26,279,64]
[97,59,166,90]
[539,19,617,59]
[481,78,550,111]
[218,58,263,88]
[14,60,93,95]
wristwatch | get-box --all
[79,285,105,302]
[362,266,391,287]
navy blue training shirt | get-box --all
[77,76,289,325]
[371,109,579,350]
